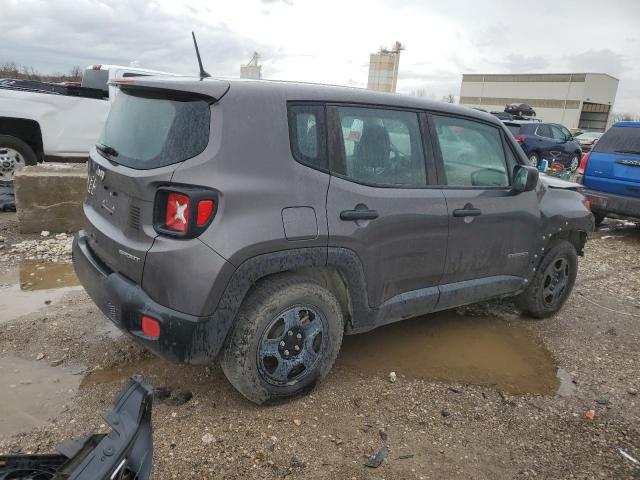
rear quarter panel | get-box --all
[170,82,330,267]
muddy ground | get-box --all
[0,212,639,479]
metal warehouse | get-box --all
[459,73,619,132]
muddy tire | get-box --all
[0,135,37,182]
[516,240,578,319]
[220,273,344,404]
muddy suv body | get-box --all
[73,77,594,403]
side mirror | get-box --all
[512,165,539,193]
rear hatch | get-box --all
[584,123,640,198]
[83,79,228,283]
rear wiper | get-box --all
[614,149,640,155]
[96,143,119,157]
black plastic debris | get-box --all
[365,446,388,468]
[0,376,154,480]
[0,182,15,212]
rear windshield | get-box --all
[81,69,109,91]
[98,89,210,169]
[505,124,521,136]
[593,126,640,154]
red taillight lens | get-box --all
[578,152,590,174]
[196,199,214,226]
[165,192,190,232]
[141,315,160,338]
[515,135,525,143]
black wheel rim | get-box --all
[257,305,327,386]
[541,256,570,307]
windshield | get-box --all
[577,132,602,140]
[98,89,210,169]
[593,126,640,155]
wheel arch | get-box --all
[195,247,371,363]
[0,117,43,160]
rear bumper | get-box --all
[73,230,223,363]
[584,189,640,221]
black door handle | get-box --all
[340,209,379,221]
[452,207,482,217]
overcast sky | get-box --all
[2,0,639,112]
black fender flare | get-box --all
[191,246,373,363]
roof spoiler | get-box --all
[110,77,230,103]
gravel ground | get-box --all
[0,212,639,479]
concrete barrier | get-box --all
[14,163,87,234]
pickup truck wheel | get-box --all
[516,240,578,319]
[221,273,344,404]
[0,135,37,182]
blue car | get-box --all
[578,121,640,226]
[505,121,583,172]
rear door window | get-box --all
[99,88,210,170]
[333,106,427,186]
[536,125,552,138]
[432,115,510,188]
[593,126,640,154]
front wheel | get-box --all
[569,155,580,172]
[529,152,540,168]
[516,240,578,319]
[221,274,344,404]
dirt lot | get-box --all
[1,212,639,479]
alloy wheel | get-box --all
[541,256,570,307]
[0,147,25,181]
[257,305,327,386]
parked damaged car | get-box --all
[72,77,594,404]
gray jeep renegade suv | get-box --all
[73,76,593,404]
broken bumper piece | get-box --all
[0,375,154,480]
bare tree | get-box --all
[69,66,82,81]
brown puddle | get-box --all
[80,358,164,389]
[0,356,82,437]
[0,261,81,323]
[337,312,560,395]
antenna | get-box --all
[191,31,211,79]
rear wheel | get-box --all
[593,213,605,228]
[0,135,37,182]
[221,274,344,404]
[516,240,578,319]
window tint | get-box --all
[505,124,521,136]
[593,126,640,154]
[433,115,510,187]
[550,125,567,141]
[99,88,210,170]
[288,104,327,170]
[560,125,572,139]
[536,125,552,138]
[334,106,427,186]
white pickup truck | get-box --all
[0,64,174,181]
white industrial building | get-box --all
[459,73,619,131]
[367,42,403,93]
